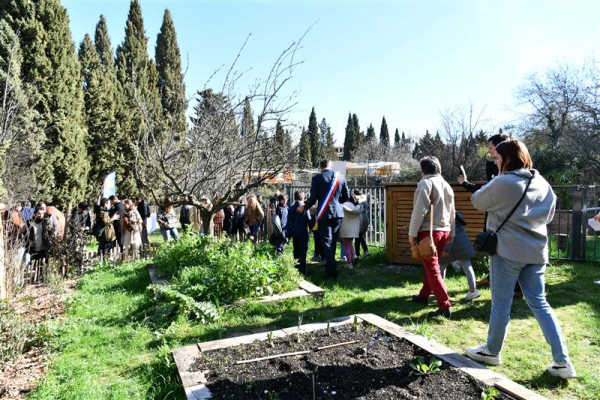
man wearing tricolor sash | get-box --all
[297,160,350,279]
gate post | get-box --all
[571,186,588,261]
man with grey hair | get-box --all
[409,156,456,319]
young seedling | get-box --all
[297,314,303,343]
[353,316,359,332]
[409,355,442,375]
[267,331,274,348]
[326,321,331,336]
[481,387,501,400]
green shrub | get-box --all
[0,301,41,363]
[151,235,302,321]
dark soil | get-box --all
[191,321,513,399]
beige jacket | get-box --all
[409,174,455,237]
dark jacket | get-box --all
[96,209,116,243]
[233,205,246,229]
[109,202,124,233]
[26,215,54,253]
[441,213,475,263]
[276,205,289,237]
[137,200,151,220]
[304,169,350,220]
[223,205,235,234]
[461,161,499,193]
[287,201,310,239]
[71,210,91,233]
[180,205,193,225]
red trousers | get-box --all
[418,230,452,310]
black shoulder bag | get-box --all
[474,172,534,255]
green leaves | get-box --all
[409,355,442,375]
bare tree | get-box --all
[516,59,600,182]
[130,34,305,232]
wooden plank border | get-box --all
[173,314,545,400]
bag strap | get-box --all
[495,171,535,233]
[429,203,434,238]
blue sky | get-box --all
[64,0,599,144]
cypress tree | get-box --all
[365,124,376,142]
[308,107,323,166]
[401,131,407,147]
[380,116,390,147]
[274,120,285,153]
[319,118,336,161]
[155,9,186,136]
[240,97,254,137]
[298,127,312,168]
[394,128,400,147]
[343,113,355,161]
[79,25,123,198]
[0,19,42,199]
[29,0,89,207]
[352,113,362,146]
[283,129,292,155]
[116,0,160,196]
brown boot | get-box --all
[476,276,490,287]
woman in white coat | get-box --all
[340,195,362,270]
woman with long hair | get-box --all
[465,139,576,379]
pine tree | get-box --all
[240,97,255,137]
[155,9,186,137]
[116,0,160,196]
[394,128,400,147]
[79,22,123,198]
[308,107,323,166]
[380,116,390,147]
[298,127,312,168]
[365,124,376,142]
[343,113,355,161]
[352,113,362,146]
[29,0,89,207]
[274,120,285,153]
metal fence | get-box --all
[548,185,600,262]
[285,185,386,247]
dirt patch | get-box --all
[191,322,513,399]
[0,280,75,399]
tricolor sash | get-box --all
[312,171,342,231]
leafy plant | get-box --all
[481,387,501,400]
[353,315,359,332]
[326,321,331,336]
[409,355,442,375]
[297,314,303,343]
[0,301,40,363]
[148,285,219,323]
[267,331,274,348]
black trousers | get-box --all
[313,230,324,259]
[141,218,149,245]
[293,235,308,275]
[354,233,368,256]
[318,218,342,278]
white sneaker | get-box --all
[340,256,346,261]
[311,255,321,262]
[466,344,501,366]
[346,263,354,270]
[363,251,370,257]
[547,361,577,379]
[461,290,481,302]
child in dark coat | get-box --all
[275,194,288,254]
[287,191,311,275]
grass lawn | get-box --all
[31,242,600,399]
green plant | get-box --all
[148,285,219,324]
[409,356,442,375]
[406,317,437,340]
[481,387,501,400]
[326,321,331,336]
[0,302,40,363]
[353,315,359,332]
[267,331,274,348]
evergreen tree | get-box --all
[343,113,355,161]
[29,0,89,207]
[380,116,390,147]
[298,127,312,168]
[79,23,123,198]
[394,128,400,147]
[365,124,376,142]
[401,131,407,147]
[240,97,255,137]
[352,113,362,145]
[319,118,336,160]
[155,9,186,136]
[308,107,323,166]
[116,0,160,196]
[274,120,285,153]
[0,19,42,199]
[283,129,292,155]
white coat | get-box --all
[340,202,362,239]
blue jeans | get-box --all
[487,254,569,363]
[160,227,179,242]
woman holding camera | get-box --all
[465,139,575,379]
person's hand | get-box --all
[297,205,305,213]
[408,237,417,245]
[447,234,453,244]
[457,175,466,184]
[595,213,600,222]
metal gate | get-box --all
[549,185,600,262]
[285,185,386,247]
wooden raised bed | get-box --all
[385,182,486,265]
[173,313,545,400]
[146,263,324,305]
